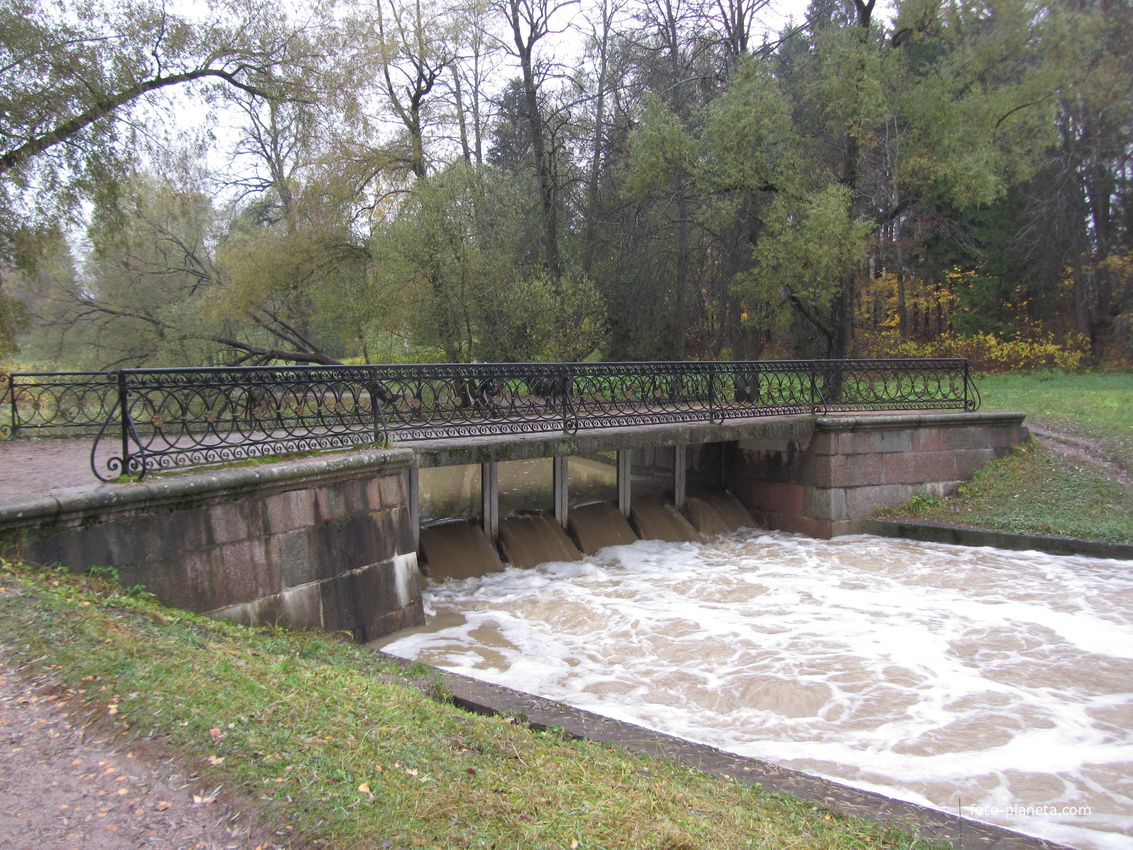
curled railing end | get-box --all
[963,361,982,411]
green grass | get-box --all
[976,371,1133,471]
[885,371,1133,543]
[0,561,944,850]
[890,439,1133,543]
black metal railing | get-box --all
[3,359,979,480]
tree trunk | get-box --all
[508,0,561,278]
[582,0,613,276]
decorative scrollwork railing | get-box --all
[2,371,120,439]
[2,359,979,481]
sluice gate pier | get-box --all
[1,359,1026,640]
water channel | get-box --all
[377,529,1133,849]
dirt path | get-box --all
[1028,424,1133,493]
[0,640,291,849]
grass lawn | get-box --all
[976,371,1133,471]
[0,561,945,850]
[883,371,1133,543]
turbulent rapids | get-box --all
[377,531,1133,850]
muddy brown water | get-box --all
[381,530,1133,850]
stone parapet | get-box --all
[0,448,422,641]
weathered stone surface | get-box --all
[847,429,911,454]
[211,582,325,632]
[208,499,257,546]
[954,448,1000,478]
[882,451,956,485]
[910,428,945,453]
[803,486,847,522]
[263,489,318,534]
[943,426,995,451]
[353,555,422,641]
[726,411,1028,537]
[0,448,421,641]
[845,484,919,519]
[275,530,317,588]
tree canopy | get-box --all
[4,0,1131,368]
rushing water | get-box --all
[378,531,1133,850]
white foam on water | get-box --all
[378,531,1133,850]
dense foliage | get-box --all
[1,0,1129,368]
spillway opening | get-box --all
[419,464,483,524]
[417,518,504,581]
[416,444,758,581]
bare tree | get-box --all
[373,0,458,179]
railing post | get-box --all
[3,373,14,438]
[809,362,819,413]
[369,371,389,445]
[560,364,570,434]
[708,362,717,423]
[116,371,131,476]
[962,358,980,411]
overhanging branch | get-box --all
[0,67,274,177]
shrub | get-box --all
[862,331,1088,374]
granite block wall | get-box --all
[725,411,1028,537]
[0,448,423,641]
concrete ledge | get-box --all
[814,411,1027,432]
[865,519,1133,562]
[381,655,1072,850]
[410,415,816,468]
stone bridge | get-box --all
[0,395,1026,641]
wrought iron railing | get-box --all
[2,371,120,438]
[3,359,979,480]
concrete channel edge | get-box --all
[864,519,1133,562]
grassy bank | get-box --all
[0,561,942,850]
[884,371,1133,543]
